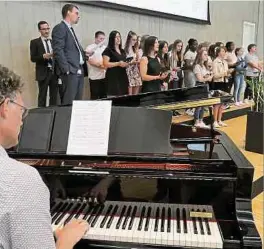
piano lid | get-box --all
[103,85,231,110]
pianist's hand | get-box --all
[55,219,89,249]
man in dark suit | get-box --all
[30,21,58,107]
[52,4,88,105]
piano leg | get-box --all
[209,106,215,159]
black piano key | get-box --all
[144,207,152,231]
[106,205,118,229]
[52,202,68,224]
[88,205,100,224]
[122,205,132,230]
[100,205,113,228]
[64,202,81,225]
[203,209,211,235]
[51,201,63,216]
[55,202,73,225]
[83,205,93,220]
[91,205,104,227]
[161,207,166,232]
[137,206,146,231]
[167,207,171,233]
[191,209,198,234]
[176,208,181,233]
[197,209,205,235]
[74,202,87,219]
[183,208,188,234]
[154,207,160,232]
[128,206,137,230]
[116,206,127,229]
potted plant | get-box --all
[245,73,263,154]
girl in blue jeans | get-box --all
[234,48,247,105]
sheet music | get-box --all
[66,101,112,156]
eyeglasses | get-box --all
[0,98,28,120]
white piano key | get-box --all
[200,205,214,248]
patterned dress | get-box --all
[126,48,142,87]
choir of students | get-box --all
[87,31,262,128]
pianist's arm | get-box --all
[5,159,56,249]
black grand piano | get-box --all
[8,86,261,249]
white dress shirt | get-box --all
[41,36,52,68]
[63,20,84,65]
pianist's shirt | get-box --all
[0,146,56,249]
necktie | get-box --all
[44,39,50,53]
[70,27,85,61]
[44,39,52,65]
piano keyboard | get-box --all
[51,199,223,248]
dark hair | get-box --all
[158,40,169,68]
[143,36,158,56]
[184,38,197,55]
[37,21,48,30]
[215,46,226,57]
[0,65,23,100]
[226,41,234,52]
[124,31,137,54]
[208,44,216,59]
[248,44,256,52]
[215,42,224,48]
[139,34,149,50]
[168,44,173,52]
[107,30,122,51]
[235,47,243,56]
[95,31,105,38]
[62,4,79,19]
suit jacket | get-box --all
[51,21,88,77]
[30,37,52,81]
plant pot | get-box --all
[245,111,263,154]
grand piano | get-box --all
[8,86,261,248]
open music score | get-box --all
[66,101,112,156]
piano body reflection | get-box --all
[8,86,261,248]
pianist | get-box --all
[0,65,88,249]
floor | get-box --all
[216,115,263,241]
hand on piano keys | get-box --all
[51,199,223,248]
[55,219,89,248]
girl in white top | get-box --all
[193,50,213,128]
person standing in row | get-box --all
[86,31,107,99]
[52,4,88,105]
[140,36,168,93]
[102,30,129,96]
[124,31,142,95]
[30,21,58,107]
[212,47,230,128]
